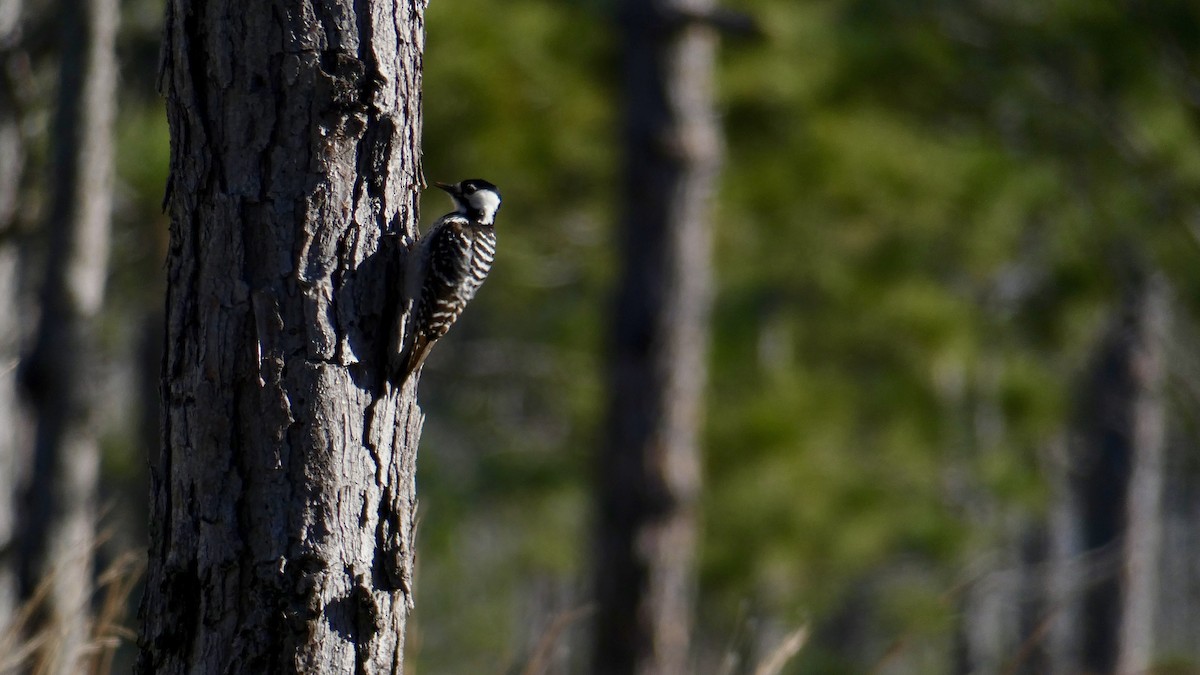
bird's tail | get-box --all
[398,334,435,384]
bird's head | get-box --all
[436,178,502,225]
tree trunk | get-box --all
[16,0,116,669]
[137,1,426,672]
[1149,296,1200,664]
[1155,404,1200,664]
[1054,273,1169,674]
[1115,274,1168,674]
[594,1,721,673]
[953,519,1047,675]
[1043,434,1084,675]
[0,0,25,637]
[0,248,18,640]
[948,355,1050,675]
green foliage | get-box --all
[408,0,1200,670]
[411,1,616,670]
[97,0,1200,671]
[706,2,1200,670]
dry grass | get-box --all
[512,607,806,675]
[0,539,144,675]
[518,604,595,675]
[752,625,809,675]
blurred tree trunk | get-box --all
[1043,434,1085,675]
[953,520,1047,675]
[1049,273,1169,674]
[594,1,721,673]
[949,351,1048,675]
[0,243,18,640]
[1155,390,1200,663]
[1114,274,1168,674]
[953,272,1174,675]
[16,0,116,669]
[0,0,26,638]
[136,0,426,672]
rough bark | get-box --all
[594,1,721,673]
[15,0,116,669]
[0,0,25,637]
[137,1,426,673]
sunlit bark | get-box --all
[137,1,427,672]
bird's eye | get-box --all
[463,183,477,194]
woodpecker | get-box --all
[396,178,501,382]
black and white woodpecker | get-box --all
[395,178,502,382]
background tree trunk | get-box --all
[1045,271,1169,675]
[1154,372,1200,664]
[951,274,1180,675]
[0,0,26,639]
[952,519,1047,675]
[1115,274,1168,674]
[16,0,116,669]
[1043,434,1085,675]
[594,1,721,673]
[137,0,426,672]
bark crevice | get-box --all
[138,2,426,672]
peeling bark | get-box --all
[137,1,427,672]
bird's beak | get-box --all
[434,181,456,194]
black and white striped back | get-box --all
[417,215,497,341]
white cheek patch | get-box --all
[468,190,502,223]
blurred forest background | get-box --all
[2,0,1200,673]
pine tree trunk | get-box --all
[594,1,720,673]
[1051,273,1169,674]
[17,0,116,669]
[1150,297,1200,664]
[0,249,17,639]
[1156,401,1200,663]
[0,0,25,635]
[136,1,427,673]
[1115,275,1168,674]
[1043,434,1084,675]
